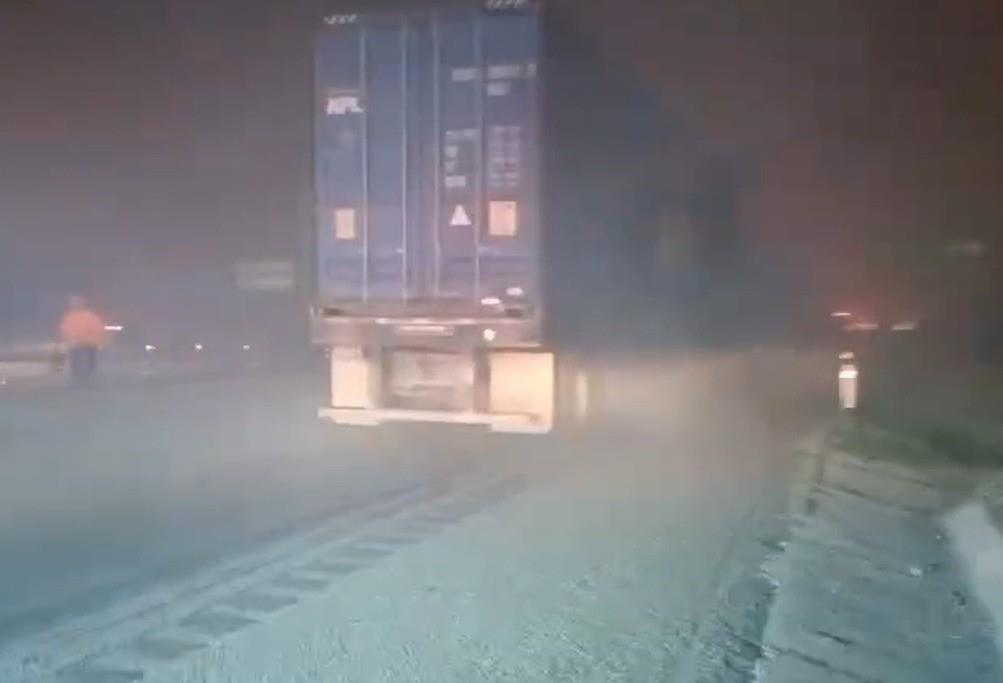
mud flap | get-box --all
[330,346,375,410]
[488,351,555,433]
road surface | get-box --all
[0,350,832,681]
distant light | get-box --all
[145,344,157,352]
[242,344,251,351]
[947,240,985,259]
[483,328,497,342]
[480,297,502,306]
[506,286,525,297]
[104,324,124,332]
[892,321,918,332]
[194,343,204,351]
[831,311,852,318]
[838,351,854,360]
[846,321,879,332]
[376,318,390,325]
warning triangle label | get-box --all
[450,204,473,227]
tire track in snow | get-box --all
[3,466,528,683]
[669,432,828,683]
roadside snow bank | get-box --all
[757,435,1002,682]
[945,502,1003,672]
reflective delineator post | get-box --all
[839,362,858,410]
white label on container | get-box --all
[451,67,479,82]
[450,205,473,227]
[485,0,531,10]
[488,64,522,79]
[326,94,363,116]
[445,175,468,189]
[324,14,358,25]
[334,208,357,240]
[486,82,511,97]
[489,201,518,236]
[487,125,522,190]
[445,129,478,143]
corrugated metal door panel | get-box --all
[405,15,442,302]
[435,15,480,300]
[404,19,430,301]
[316,5,541,312]
[480,11,540,301]
[364,19,407,300]
[316,26,366,300]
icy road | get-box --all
[0,351,832,681]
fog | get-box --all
[3,1,1002,681]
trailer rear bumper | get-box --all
[318,407,551,434]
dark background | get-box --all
[1,0,1001,347]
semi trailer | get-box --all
[311,0,673,432]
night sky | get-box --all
[2,0,1002,329]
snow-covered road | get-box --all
[0,350,833,681]
[0,374,489,637]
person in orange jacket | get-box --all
[59,295,109,385]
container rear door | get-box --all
[316,5,540,314]
[316,20,368,300]
[474,9,540,307]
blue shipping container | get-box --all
[315,2,541,319]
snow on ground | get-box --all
[1,350,836,681]
[8,352,999,681]
[757,425,1003,682]
[0,351,830,681]
[139,394,786,682]
[946,503,1003,670]
[0,374,482,638]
